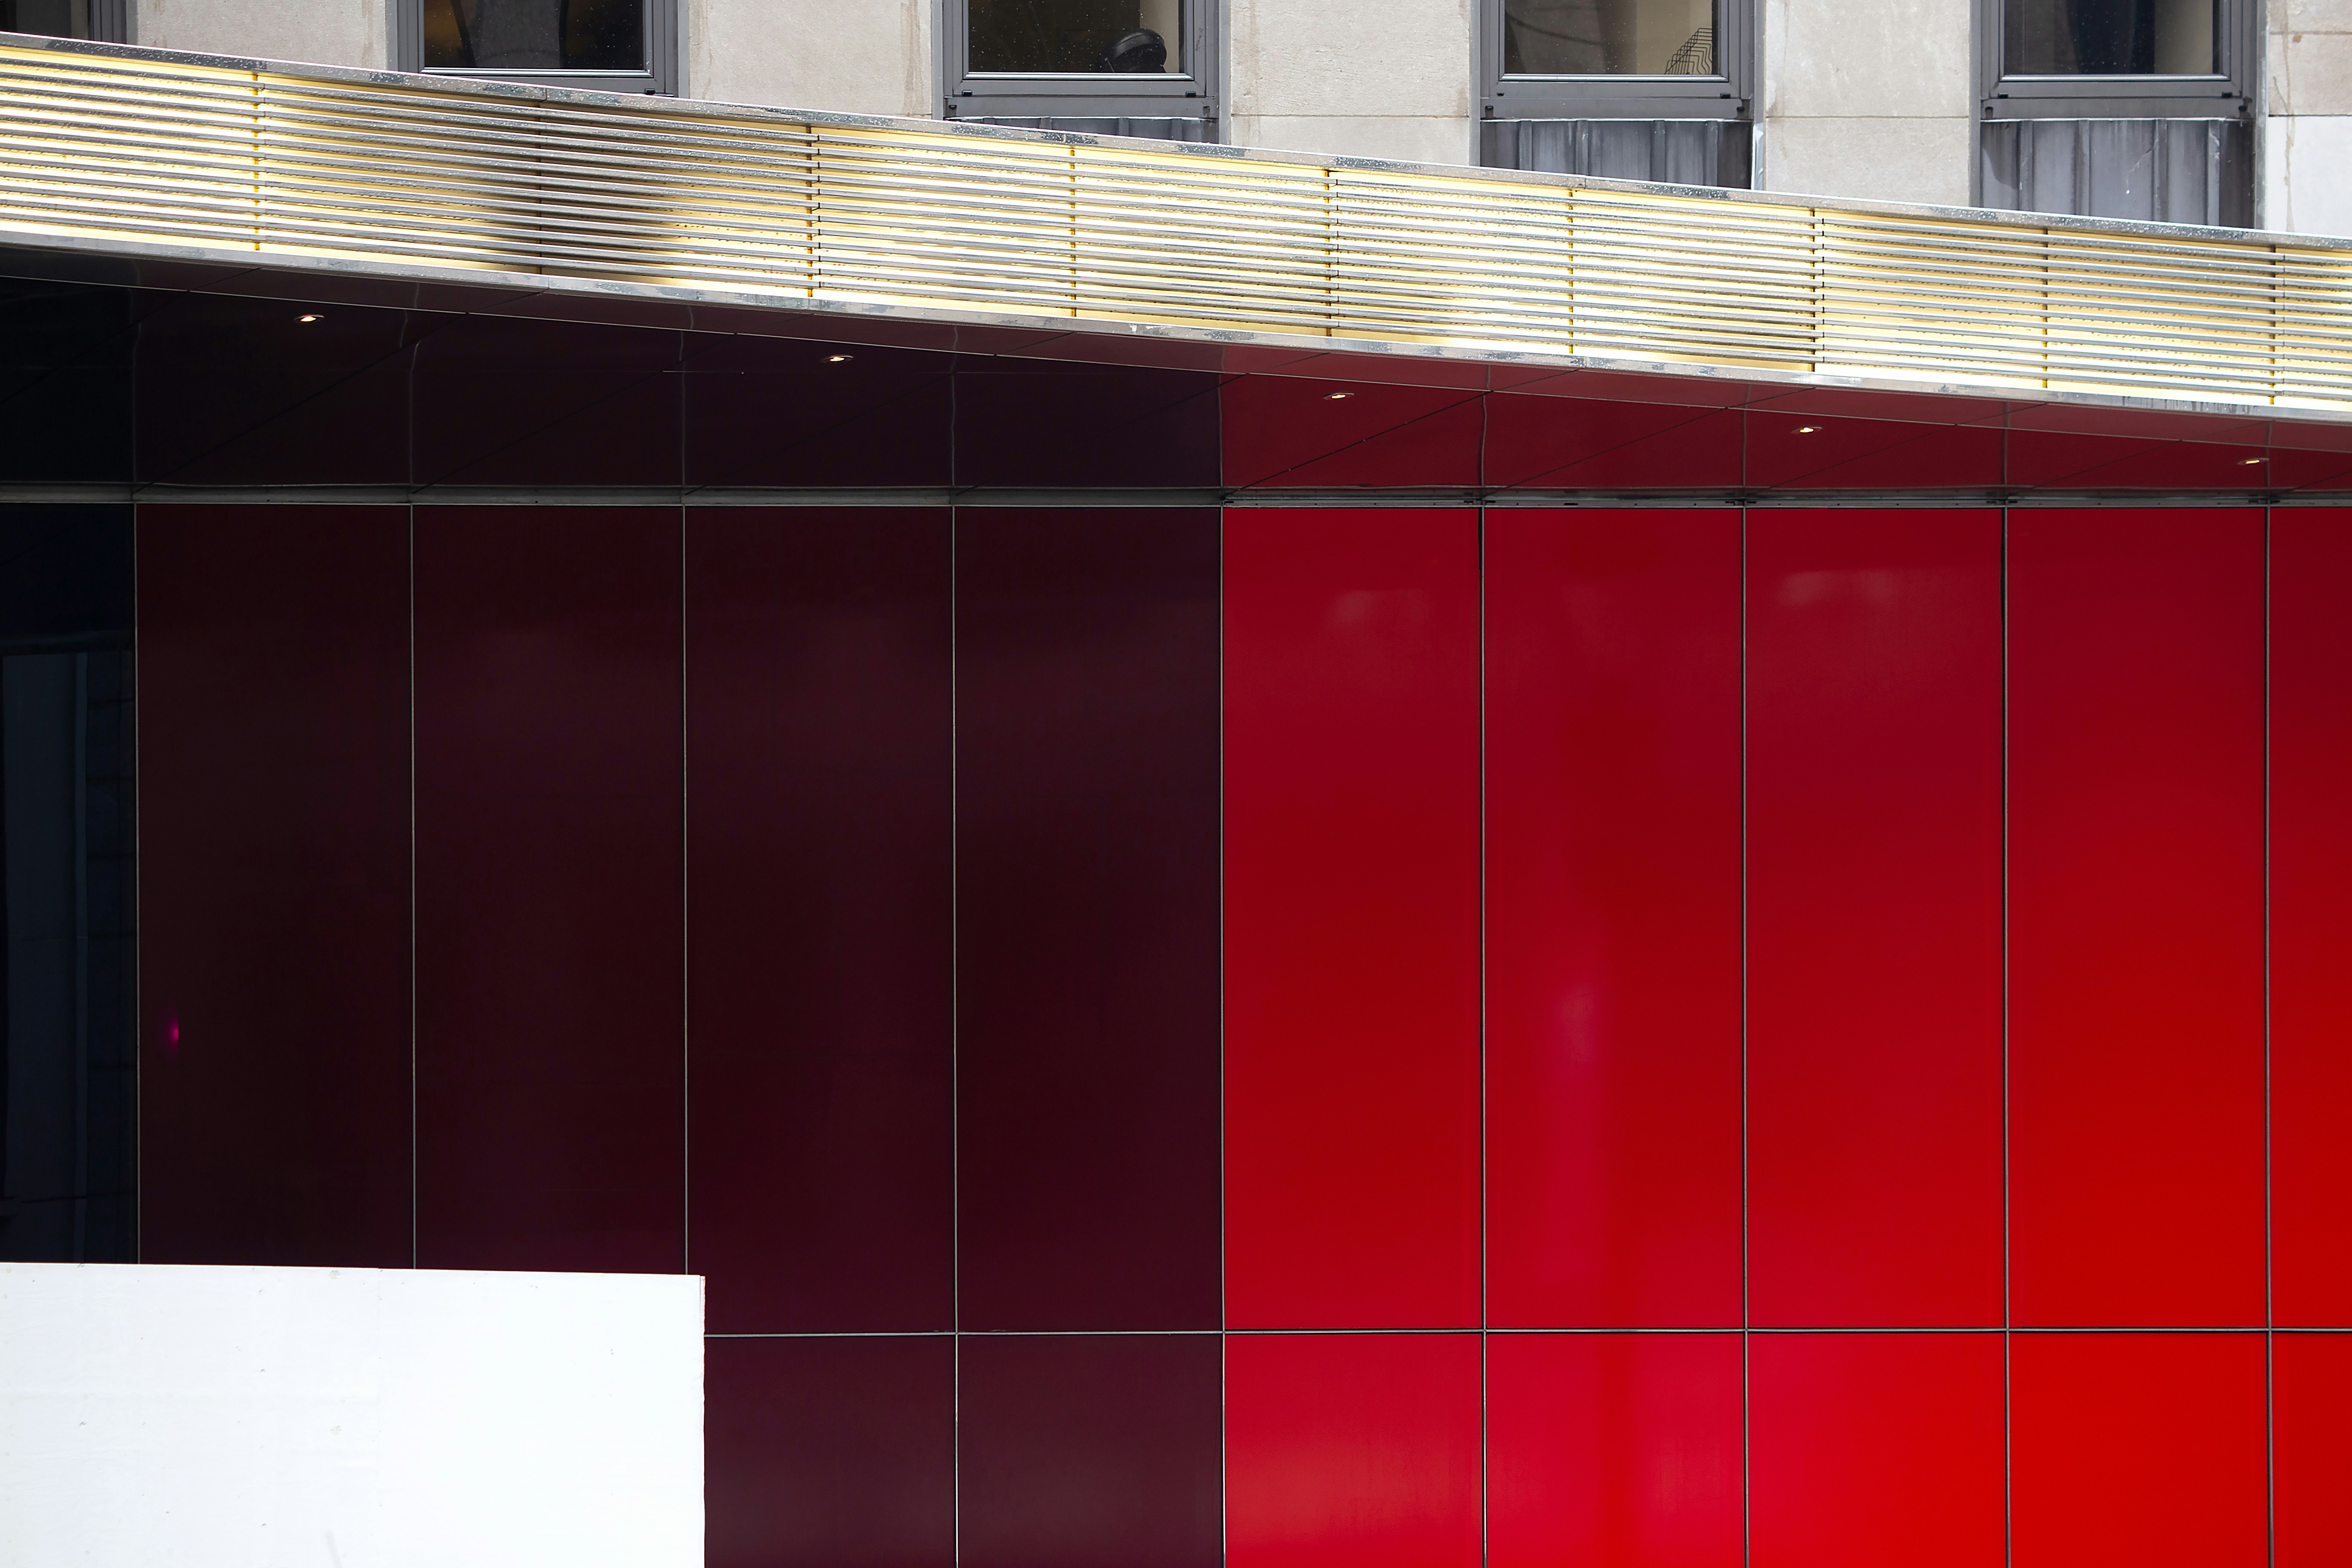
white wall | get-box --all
[1759,0,1973,205]
[1228,0,1477,163]
[686,0,931,116]
[0,1262,703,1568]
[136,0,389,69]
[2267,0,2352,233]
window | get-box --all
[0,0,128,40]
[943,0,1218,137]
[1980,0,2251,115]
[395,0,678,95]
[1483,0,1752,121]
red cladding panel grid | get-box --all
[1485,510,1743,1330]
[2273,509,2352,1327]
[413,507,684,1274]
[1223,509,1482,1331]
[2009,509,2266,1329]
[1747,511,2004,1329]
[1226,1333,1483,1568]
[1488,1332,1743,1568]
[2277,1334,2352,1567]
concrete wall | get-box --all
[1228,0,1476,163]
[1758,0,1973,206]
[136,0,389,69]
[2266,0,2352,234]
[685,0,931,116]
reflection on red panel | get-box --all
[1482,397,1742,490]
[1745,416,2001,490]
[1488,1333,1743,1568]
[2274,510,2352,1326]
[1486,510,1743,1329]
[413,508,683,1273]
[2012,1333,2268,1568]
[1224,510,1481,1329]
[1226,1333,1482,1568]
[138,507,413,1266]
[686,510,952,1333]
[1748,511,2004,1329]
[2277,1334,2352,1567]
[2010,511,2265,1327]
[1222,378,1482,488]
[2003,429,2168,487]
[1751,1334,2005,1568]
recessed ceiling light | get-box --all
[825,353,852,363]
[1326,391,1353,400]
[296,313,323,323]
[1794,424,1821,434]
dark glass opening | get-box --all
[2004,0,2217,74]
[423,0,646,72]
[1504,0,1718,75]
[969,0,1183,74]
[0,0,95,37]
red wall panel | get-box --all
[1485,509,1743,1329]
[1226,1332,1483,1568]
[2009,509,2266,1327]
[1488,1332,1743,1568]
[413,507,683,1273]
[2277,1333,2352,1567]
[137,505,412,1266]
[1224,509,1482,1330]
[1748,510,2004,1328]
[684,509,952,1333]
[2011,1333,2269,1568]
[2273,508,2352,1326]
[1750,1333,2006,1568]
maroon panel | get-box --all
[1750,1334,2006,1568]
[1487,1332,1743,1568]
[412,316,682,486]
[2010,509,2266,1327]
[2012,1332,2269,1568]
[2004,429,2170,488]
[955,360,1220,487]
[1748,510,2004,1328]
[413,507,683,1272]
[1222,377,1483,488]
[959,1335,1223,1568]
[138,505,412,1266]
[2030,438,2272,490]
[1224,510,1483,1330]
[706,1335,955,1568]
[955,509,1222,1332]
[1483,396,1743,490]
[2277,1333,2352,1566]
[1485,509,1743,1329]
[1745,415,2001,489]
[683,337,954,487]
[2274,509,2352,1326]
[686,509,952,1334]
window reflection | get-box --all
[969,0,1184,74]
[423,0,646,72]
[0,0,95,37]
[1504,0,1717,75]
[2004,0,2215,74]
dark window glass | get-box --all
[2004,0,2217,74]
[423,0,646,71]
[0,0,94,36]
[969,0,1184,74]
[1504,0,1718,75]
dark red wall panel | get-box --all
[1488,1332,1743,1568]
[2011,1333,2269,1568]
[2009,509,2266,1329]
[705,1335,955,1568]
[413,507,683,1273]
[685,509,952,1334]
[1750,1333,2006,1568]
[1226,1332,1483,1568]
[955,509,1222,1332]
[2277,1332,2352,1567]
[1485,509,1743,1330]
[1224,508,1482,1330]
[138,505,412,1266]
[2273,508,2352,1327]
[1748,510,2004,1329]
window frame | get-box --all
[938,0,1220,128]
[1975,0,2255,119]
[1480,0,1754,123]
[393,0,681,97]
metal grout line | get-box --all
[1477,504,1490,1568]
[679,498,690,1278]
[949,496,962,1568]
[2264,505,2277,1568]
[1740,505,1753,1568]
[2001,503,2014,1568]
[408,502,419,1271]
[1217,502,1231,1568]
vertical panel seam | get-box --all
[408,503,418,1271]
[1740,506,1753,1568]
[2002,505,2014,1568]
[2264,506,2276,1568]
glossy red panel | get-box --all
[1222,377,1482,488]
[2273,510,2352,1326]
[686,509,952,1333]
[1485,510,1743,1329]
[1226,1332,1482,1568]
[412,316,682,486]
[683,336,954,487]
[1224,509,1482,1329]
[413,507,683,1273]
[1748,511,2004,1328]
[2004,428,2169,488]
[1745,416,2001,489]
[137,506,411,1266]
[2011,1333,2268,1568]
[1488,1332,1743,1568]
[705,1335,955,1568]
[2276,1333,2352,1566]
[1749,1333,2006,1568]
[956,360,1220,487]
[2009,510,2266,1327]
[2040,439,2272,490]
[955,510,1222,1331]
[959,1335,1223,1568]
[1484,395,1741,490]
